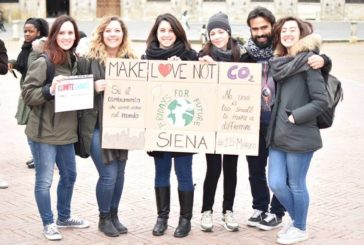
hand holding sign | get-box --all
[50,75,65,95]
[95,79,107,93]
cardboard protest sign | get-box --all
[102,80,147,150]
[216,62,262,155]
[103,59,148,150]
[55,75,94,113]
[148,60,219,83]
[145,81,217,153]
[102,59,261,155]
[106,58,148,81]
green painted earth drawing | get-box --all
[167,98,195,127]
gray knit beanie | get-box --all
[207,12,231,37]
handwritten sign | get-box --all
[102,59,261,155]
[148,60,219,83]
[216,62,261,154]
[106,58,148,81]
[55,75,94,112]
[145,82,217,153]
[102,80,147,149]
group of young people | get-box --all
[8,6,331,245]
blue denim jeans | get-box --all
[154,153,193,192]
[29,139,77,226]
[90,128,126,214]
[268,148,313,230]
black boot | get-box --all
[99,213,119,237]
[174,190,194,238]
[110,208,128,234]
[152,186,170,236]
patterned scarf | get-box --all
[244,38,273,62]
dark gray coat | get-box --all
[77,58,128,164]
[266,35,329,153]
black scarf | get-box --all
[211,46,233,62]
[244,38,273,62]
[15,42,32,78]
[269,52,312,82]
[145,40,197,61]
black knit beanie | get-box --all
[207,12,231,37]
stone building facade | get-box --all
[0,0,364,22]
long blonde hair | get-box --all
[87,16,137,63]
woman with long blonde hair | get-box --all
[78,16,137,237]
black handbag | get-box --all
[74,111,90,158]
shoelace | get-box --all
[224,212,236,223]
[251,210,263,218]
[202,212,212,223]
[66,217,82,225]
[264,213,277,222]
[47,224,59,234]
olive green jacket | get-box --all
[22,53,78,144]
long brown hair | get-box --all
[272,16,312,57]
[88,16,137,63]
[44,15,80,64]
[146,13,191,50]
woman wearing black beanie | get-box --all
[199,12,250,233]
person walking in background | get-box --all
[0,39,7,74]
[8,17,49,169]
[0,38,9,189]
[243,7,331,231]
[198,12,248,233]
[21,15,89,241]
[0,9,6,32]
[77,16,137,237]
[180,10,190,31]
[200,24,208,46]
[267,17,329,244]
[143,13,197,238]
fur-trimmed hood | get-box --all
[274,33,322,57]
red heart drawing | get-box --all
[158,63,172,77]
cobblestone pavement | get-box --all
[0,41,363,245]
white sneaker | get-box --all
[0,178,8,189]
[277,219,294,238]
[222,210,239,232]
[276,226,308,244]
[43,223,62,241]
[200,210,213,232]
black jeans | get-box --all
[246,125,285,217]
[202,154,238,213]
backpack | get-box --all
[317,74,343,129]
[41,53,55,84]
[37,54,55,137]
